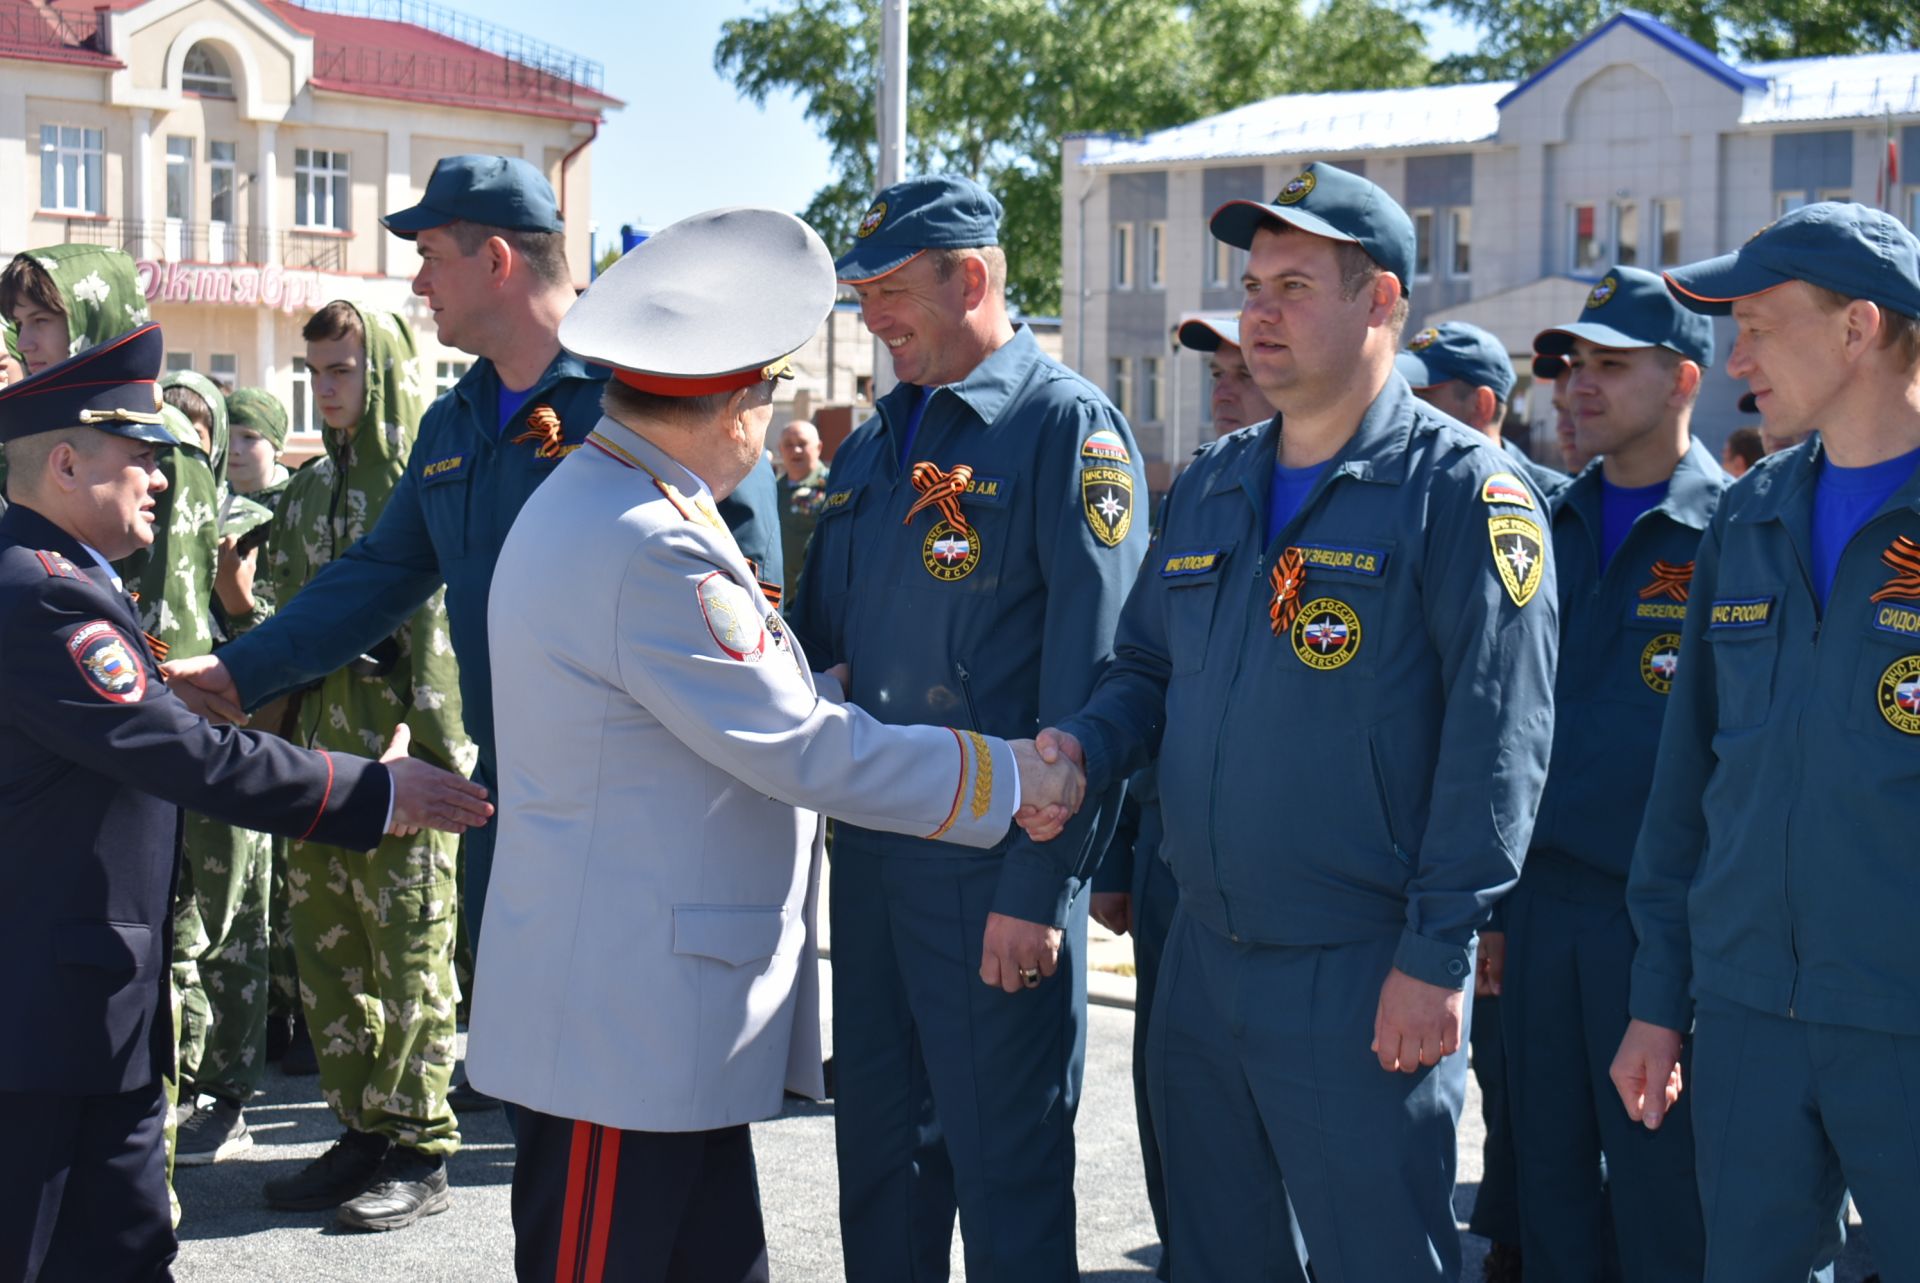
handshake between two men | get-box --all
[987,727,1088,995]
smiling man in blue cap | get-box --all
[1038,159,1559,1281]
[1615,202,1920,1281]
[789,173,1147,1282]
[1500,263,1728,1281]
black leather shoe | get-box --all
[264,1130,391,1211]
[335,1146,451,1231]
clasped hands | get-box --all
[1009,727,1087,843]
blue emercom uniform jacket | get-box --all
[218,352,605,775]
[1057,376,1559,990]
[789,326,1149,925]
[1525,440,1726,904]
[1629,437,1920,1037]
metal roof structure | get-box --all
[1079,16,1920,171]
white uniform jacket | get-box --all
[470,417,1019,1132]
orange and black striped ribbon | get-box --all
[1637,559,1695,603]
[1871,535,1920,602]
[902,461,974,533]
[1268,547,1307,636]
[554,1120,621,1283]
[126,590,171,661]
[512,404,569,459]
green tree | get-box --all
[1425,0,1920,81]
[716,0,1428,316]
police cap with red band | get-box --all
[0,323,175,446]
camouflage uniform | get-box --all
[140,370,276,1112]
[223,386,301,1021]
[0,243,153,521]
[267,305,471,1154]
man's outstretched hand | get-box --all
[163,653,247,725]
[381,724,494,837]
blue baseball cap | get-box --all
[1396,322,1515,401]
[835,175,1003,284]
[1177,316,1242,353]
[1209,162,1416,299]
[1535,265,1715,367]
[1665,202,1920,321]
[381,155,562,239]
[0,323,174,445]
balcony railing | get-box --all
[291,0,602,109]
[310,41,587,110]
[62,220,350,273]
[0,4,106,61]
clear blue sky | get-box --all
[441,0,1481,243]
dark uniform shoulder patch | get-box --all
[1488,515,1545,608]
[67,620,148,703]
[1082,464,1134,548]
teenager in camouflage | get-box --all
[0,243,156,497]
[257,300,474,1232]
[157,370,279,1167]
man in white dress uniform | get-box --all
[468,206,1081,1283]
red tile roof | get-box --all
[1,0,619,120]
[0,0,123,68]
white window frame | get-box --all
[1411,208,1435,282]
[1612,200,1641,268]
[294,148,351,231]
[1145,220,1167,291]
[1110,355,1134,418]
[182,43,235,97]
[435,360,470,396]
[1208,237,1236,289]
[1144,356,1164,422]
[1652,198,1683,268]
[39,124,104,214]
[1568,202,1605,274]
[1112,222,1135,291]
[1908,187,1920,234]
[209,354,237,393]
[1446,206,1471,279]
[290,356,324,436]
[1776,191,1810,218]
[1817,187,1850,204]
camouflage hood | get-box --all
[276,304,425,591]
[160,369,230,484]
[4,244,151,363]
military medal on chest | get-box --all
[905,461,982,581]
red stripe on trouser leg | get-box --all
[581,1127,622,1282]
[555,1120,595,1283]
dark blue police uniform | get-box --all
[0,327,390,1281]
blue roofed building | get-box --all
[1061,9,1920,486]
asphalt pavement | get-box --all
[172,952,1879,1281]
